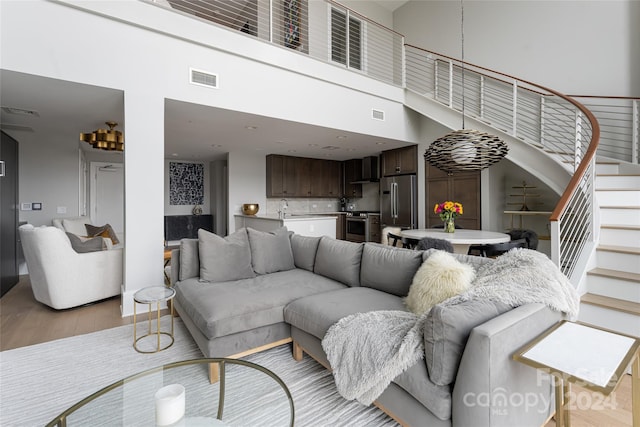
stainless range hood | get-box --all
[350,156,379,184]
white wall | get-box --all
[339,1,394,28]
[17,133,82,226]
[227,151,266,234]
[121,91,165,316]
[394,1,638,96]
[164,160,211,215]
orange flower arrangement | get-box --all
[434,201,463,232]
[434,201,463,222]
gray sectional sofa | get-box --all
[170,227,562,427]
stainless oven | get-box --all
[345,211,380,243]
[345,215,368,243]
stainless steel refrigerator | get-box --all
[380,175,417,229]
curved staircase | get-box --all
[578,160,640,337]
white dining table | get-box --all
[400,229,511,254]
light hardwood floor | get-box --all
[0,276,634,426]
[0,275,135,351]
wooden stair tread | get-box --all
[597,244,640,255]
[588,267,640,282]
[601,224,640,230]
[599,205,640,209]
[581,293,640,316]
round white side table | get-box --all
[133,286,176,353]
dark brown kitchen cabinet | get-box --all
[381,145,418,176]
[267,155,298,197]
[266,155,341,198]
[342,158,362,198]
[336,214,346,240]
[295,157,312,196]
[425,163,481,230]
[310,159,342,197]
[369,214,381,243]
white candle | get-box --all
[155,384,185,426]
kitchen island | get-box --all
[234,214,337,238]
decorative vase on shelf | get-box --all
[444,218,456,233]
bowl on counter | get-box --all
[242,204,259,215]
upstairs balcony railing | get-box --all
[158,0,404,86]
[146,0,637,279]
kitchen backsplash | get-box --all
[266,183,381,214]
[356,183,381,211]
[266,198,340,215]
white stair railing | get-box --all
[568,96,639,164]
[404,45,600,279]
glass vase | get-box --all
[444,218,456,233]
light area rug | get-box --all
[0,316,398,427]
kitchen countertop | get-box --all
[234,213,339,221]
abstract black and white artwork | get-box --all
[169,162,204,205]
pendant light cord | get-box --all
[461,0,465,130]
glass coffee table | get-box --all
[46,358,294,426]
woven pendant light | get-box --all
[425,0,508,173]
[425,129,508,172]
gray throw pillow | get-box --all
[360,243,423,296]
[422,248,494,273]
[198,228,255,282]
[424,298,511,386]
[247,227,295,275]
[179,238,199,281]
[313,237,363,287]
[66,232,104,253]
[290,234,321,272]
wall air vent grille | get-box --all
[190,68,218,89]
[372,109,385,121]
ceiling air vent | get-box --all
[2,106,40,117]
[190,68,218,89]
[372,109,385,121]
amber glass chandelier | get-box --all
[80,121,124,152]
[424,0,508,173]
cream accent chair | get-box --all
[18,224,123,309]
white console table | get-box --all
[514,321,640,427]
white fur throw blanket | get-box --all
[321,249,579,405]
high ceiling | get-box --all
[0,1,413,162]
